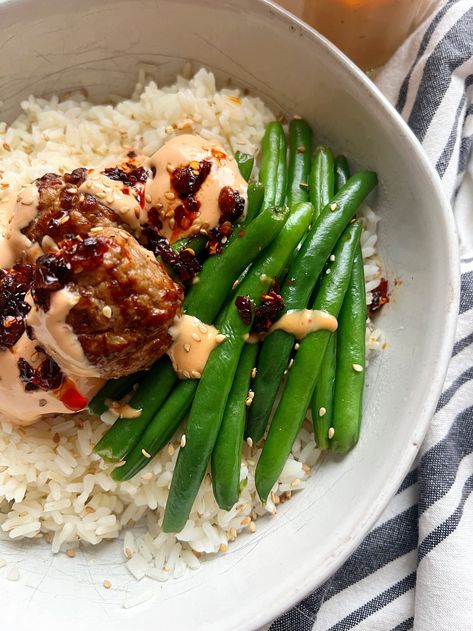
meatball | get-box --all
[27,171,183,379]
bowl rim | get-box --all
[243,0,460,627]
[0,0,460,628]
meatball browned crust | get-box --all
[26,170,183,379]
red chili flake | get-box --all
[218,186,245,224]
[170,160,211,200]
[153,238,202,284]
[235,295,254,326]
[369,278,389,315]
[58,379,88,411]
[252,286,285,333]
[147,207,163,230]
[174,197,201,233]
[0,265,34,350]
[17,355,64,392]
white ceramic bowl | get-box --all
[0,1,459,629]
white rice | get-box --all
[0,68,384,585]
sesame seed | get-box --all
[326,268,331,274]
[228,527,237,540]
[96,190,106,199]
[191,370,201,378]
[166,163,175,173]
[329,254,336,261]
[297,145,306,153]
[198,323,208,334]
[66,187,78,194]
[283,369,288,375]
[125,548,133,559]
[299,181,309,189]
[221,236,228,244]
[245,390,255,407]
[102,305,112,318]
[237,503,247,512]
[141,448,151,458]
[293,114,302,120]
[169,218,175,229]
[168,444,175,456]
[165,191,175,201]
[145,193,152,203]
[165,125,174,134]
[103,580,112,589]
[329,202,338,211]
[302,463,311,473]
[66,548,75,558]
[288,358,294,369]
[219,543,228,553]
[291,478,301,487]
[328,427,335,439]
[294,343,300,350]
[192,332,201,342]
[319,407,327,417]
[180,434,186,448]
[352,363,364,372]
[249,521,256,533]
[183,370,191,378]
[216,334,227,343]
[251,367,257,379]
[141,472,153,480]
[184,343,191,352]
[106,195,115,205]
[241,516,251,526]
[232,279,240,290]
[246,436,253,447]
[89,226,103,234]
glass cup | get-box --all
[278,0,442,70]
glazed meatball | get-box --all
[27,171,183,379]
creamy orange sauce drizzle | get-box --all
[269,309,338,339]
[0,332,102,426]
[167,314,224,379]
[0,185,41,267]
[27,288,101,379]
[78,173,146,232]
[144,134,247,243]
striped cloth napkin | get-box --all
[269,2,473,629]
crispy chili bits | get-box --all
[17,356,64,392]
[31,236,111,311]
[235,295,254,326]
[170,160,211,199]
[154,238,202,284]
[168,160,212,234]
[0,265,34,350]
[218,186,245,224]
[369,278,389,316]
[207,220,233,256]
[103,166,149,187]
[252,286,285,334]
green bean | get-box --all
[94,357,177,461]
[309,146,334,218]
[235,151,254,181]
[88,373,145,417]
[111,204,291,480]
[170,234,207,255]
[246,171,377,444]
[334,155,350,192]
[255,221,362,502]
[259,122,287,211]
[311,153,350,448]
[312,333,337,450]
[287,119,312,207]
[246,181,265,224]
[330,247,366,453]
[211,343,259,510]
[162,202,313,531]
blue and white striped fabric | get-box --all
[270,2,473,629]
